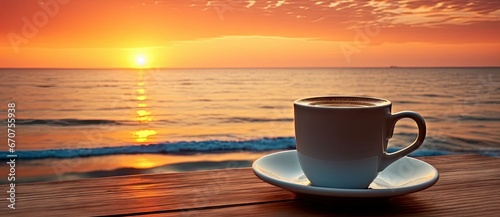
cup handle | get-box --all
[379,111,426,171]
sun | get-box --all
[136,55,146,67]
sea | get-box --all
[0,68,499,183]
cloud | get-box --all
[1,0,499,49]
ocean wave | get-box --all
[259,106,279,109]
[387,147,450,156]
[220,117,294,123]
[94,106,133,111]
[420,94,452,98]
[392,100,422,104]
[0,137,482,160]
[450,115,500,122]
[0,137,296,160]
[11,119,120,126]
[35,84,57,88]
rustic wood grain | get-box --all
[1,154,499,217]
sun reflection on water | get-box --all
[133,69,157,143]
[134,130,158,143]
[133,157,158,169]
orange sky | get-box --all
[0,0,499,68]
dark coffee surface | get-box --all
[297,96,390,108]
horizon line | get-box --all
[1,66,499,70]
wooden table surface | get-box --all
[2,154,499,216]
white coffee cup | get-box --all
[294,96,426,189]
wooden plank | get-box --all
[164,179,500,217]
[1,166,295,216]
[0,154,498,216]
[148,154,500,217]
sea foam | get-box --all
[0,137,460,160]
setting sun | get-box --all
[136,55,146,67]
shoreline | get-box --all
[4,147,498,184]
[0,151,276,184]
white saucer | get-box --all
[252,150,438,198]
